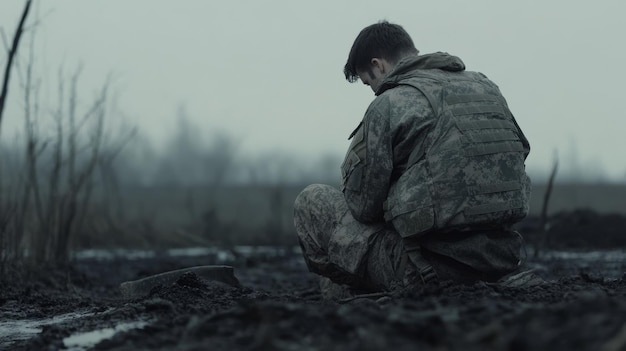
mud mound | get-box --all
[145,272,259,313]
[0,264,97,318]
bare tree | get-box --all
[0,1,135,267]
[13,49,125,264]
[0,0,34,267]
[27,68,113,264]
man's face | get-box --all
[356,58,391,93]
[357,68,384,93]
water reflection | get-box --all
[0,311,95,347]
[63,320,150,351]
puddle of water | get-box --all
[0,321,42,341]
[542,249,626,261]
[0,309,149,350]
[73,245,303,263]
[62,320,149,351]
[73,249,156,261]
[167,247,236,262]
[0,311,94,347]
[233,245,301,256]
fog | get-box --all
[2,0,626,186]
[1,112,617,189]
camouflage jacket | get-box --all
[340,52,531,238]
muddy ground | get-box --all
[2,210,626,351]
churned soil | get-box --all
[2,211,626,351]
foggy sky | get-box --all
[1,0,625,182]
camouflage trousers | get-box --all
[293,184,408,292]
[293,184,525,293]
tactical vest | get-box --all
[382,70,531,241]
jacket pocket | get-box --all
[341,151,362,192]
[341,122,366,192]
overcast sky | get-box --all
[1,0,625,182]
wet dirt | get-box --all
[2,211,626,351]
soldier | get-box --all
[294,21,533,298]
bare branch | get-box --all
[22,4,55,40]
[0,0,33,127]
[53,65,65,125]
[105,125,138,160]
[541,158,559,230]
[74,92,107,135]
[535,154,559,258]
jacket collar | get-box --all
[376,52,466,95]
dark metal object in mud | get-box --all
[119,265,241,299]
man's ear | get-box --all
[370,58,387,74]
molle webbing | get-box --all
[445,92,526,216]
[461,130,518,143]
[464,199,525,216]
[456,120,516,131]
[450,99,523,156]
[445,94,500,104]
[447,93,505,116]
[451,105,504,116]
[434,180,522,198]
[434,178,525,218]
[464,142,524,157]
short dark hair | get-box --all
[344,21,418,83]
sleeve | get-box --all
[340,103,393,223]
